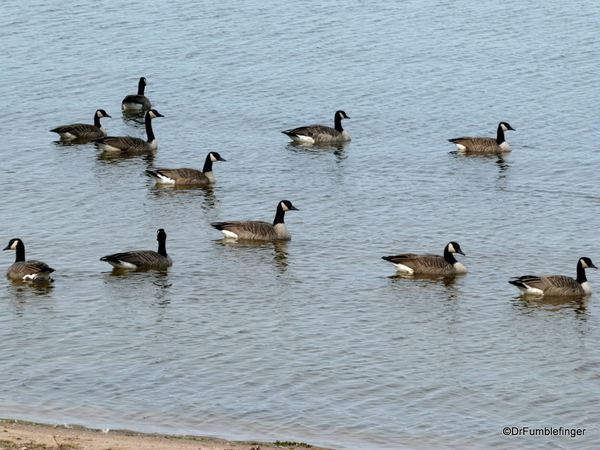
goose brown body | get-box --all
[211,200,298,241]
[3,238,55,281]
[449,122,515,153]
[282,110,351,144]
[94,109,163,152]
[382,242,467,275]
[100,229,172,270]
[50,109,111,140]
[509,257,596,297]
[146,152,226,186]
[122,77,152,111]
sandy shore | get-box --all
[0,419,336,450]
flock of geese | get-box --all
[6,77,597,298]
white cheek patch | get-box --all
[447,243,456,253]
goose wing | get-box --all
[151,168,209,184]
[122,94,151,109]
[516,275,584,296]
[101,250,170,269]
[448,136,497,151]
[284,124,340,140]
[95,136,148,151]
[383,253,460,275]
[9,260,55,279]
[212,220,279,240]
[51,123,105,139]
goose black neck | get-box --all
[273,204,286,225]
[443,246,458,265]
[157,236,168,257]
[93,113,102,128]
[496,123,506,144]
[145,112,156,142]
[138,79,146,96]
[334,113,344,133]
[14,241,26,262]
[576,261,588,284]
[202,154,214,174]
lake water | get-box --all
[1,1,599,449]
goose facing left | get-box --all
[93,109,164,152]
[146,152,226,186]
[509,257,597,297]
[211,200,299,241]
[122,77,152,112]
[50,109,111,140]
[382,241,467,275]
[100,229,172,270]
[3,238,55,281]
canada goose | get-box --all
[50,109,112,140]
[448,122,515,153]
[282,110,351,144]
[100,229,172,269]
[121,77,152,112]
[3,238,55,281]
[146,152,226,186]
[93,109,164,152]
[509,257,597,297]
[211,200,299,241]
[382,241,467,275]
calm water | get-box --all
[1,1,599,449]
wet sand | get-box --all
[0,419,336,450]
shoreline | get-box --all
[0,418,337,450]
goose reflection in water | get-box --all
[286,140,349,163]
[217,239,290,274]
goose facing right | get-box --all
[100,229,172,270]
[382,241,467,275]
[509,257,597,297]
[282,110,351,144]
[211,200,299,241]
[146,152,226,186]
[448,122,515,153]
[93,109,164,152]
[50,109,112,140]
[122,77,152,112]
[3,238,55,281]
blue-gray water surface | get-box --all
[1,1,599,449]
